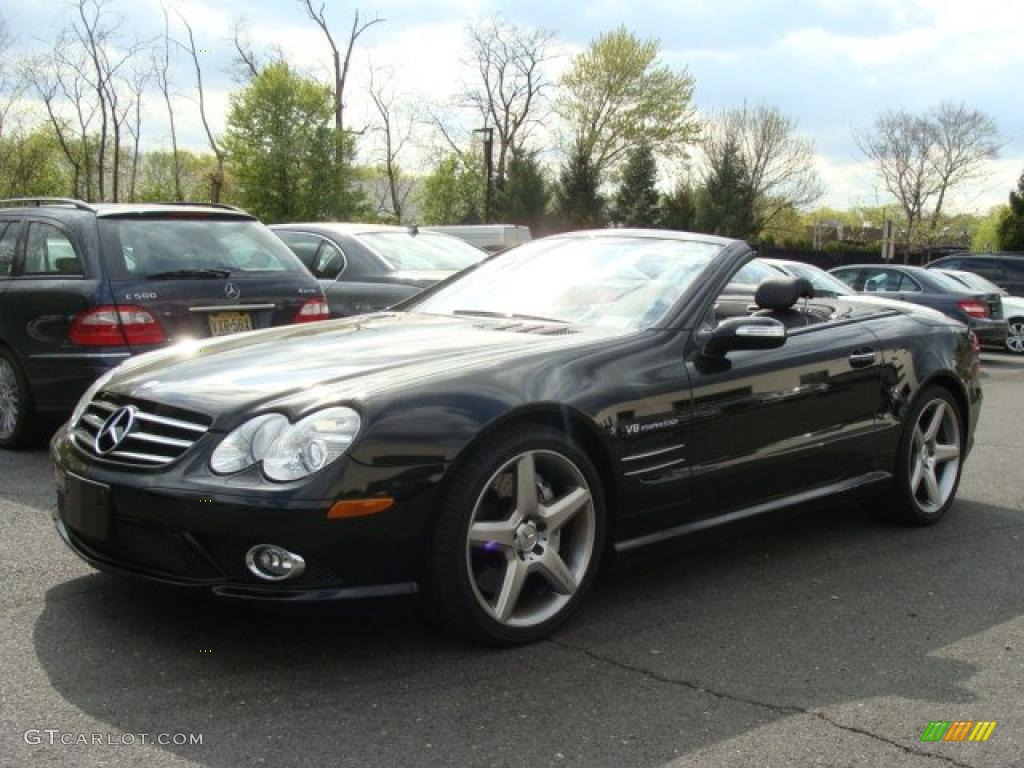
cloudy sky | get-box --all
[6,0,1023,211]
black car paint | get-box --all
[0,205,323,417]
[271,224,484,317]
[829,263,1008,345]
[50,233,982,598]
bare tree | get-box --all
[368,68,414,222]
[857,103,1000,249]
[465,17,556,185]
[154,8,182,201]
[24,56,84,196]
[0,13,25,139]
[123,65,149,200]
[231,16,261,82]
[297,2,383,136]
[704,103,823,231]
[175,11,226,202]
[929,102,1001,228]
[72,0,112,200]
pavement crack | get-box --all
[547,638,977,768]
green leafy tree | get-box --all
[997,172,1024,250]
[971,205,1008,252]
[418,152,485,225]
[611,141,659,227]
[658,180,697,231]
[0,126,72,197]
[695,136,757,239]
[494,151,550,232]
[554,142,605,229]
[558,25,699,175]
[223,62,365,222]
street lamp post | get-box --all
[474,127,494,223]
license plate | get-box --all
[62,474,113,542]
[208,312,253,336]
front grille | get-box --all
[70,394,211,468]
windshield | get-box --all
[409,235,723,331]
[772,260,854,295]
[359,232,486,272]
[99,218,307,279]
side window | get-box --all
[312,240,346,280]
[831,269,859,289]
[896,273,922,292]
[0,222,19,277]
[23,222,83,276]
[971,259,1006,282]
[861,269,897,292]
[275,232,320,271]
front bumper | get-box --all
[969,317,1009,345]
[50,427,442,600]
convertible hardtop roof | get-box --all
[547,228,739,248]
[271,222,463,239]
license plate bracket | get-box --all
[62,474,113,542]
[208,311,253,336]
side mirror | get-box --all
[702,316,787,357]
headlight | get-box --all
[210,407,361,482]
[70,369,116,427]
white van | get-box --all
[422,224,531,254]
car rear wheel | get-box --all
[890,386,964,525]
[425,425,606,644]
[0,348,34,449]
[1005,318,1024,355]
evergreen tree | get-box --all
[612,141,659,227]
[658,179,697,231]
[695,137,757,239]
[494,151,550,232]
[997,171,1024,251]
[554,142,605,229]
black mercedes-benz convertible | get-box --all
[51,230,982,644]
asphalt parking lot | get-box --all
[1,353,1022,768]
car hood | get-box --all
[102,312,620,424]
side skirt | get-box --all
[614,470,892,553]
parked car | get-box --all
[52,229,981,645]
[937,269,1024,354]
[759,258,856,297]
[271,223,487,317]
[422,224,532,254]
[925,252,1024,297]
[829,264,1008,347]
[0,198,327,448]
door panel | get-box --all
[686,320,884,517]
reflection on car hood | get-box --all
[104,312,619,422]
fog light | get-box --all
[245,545,306,581]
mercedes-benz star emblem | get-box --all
[95,406,137,455]
[224,283,241,300]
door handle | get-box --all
[848,349,877,368]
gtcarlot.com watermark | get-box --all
[25,729,203,746]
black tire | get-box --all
[888,385,965,526]
[1005,317,1024,355]
[0,346,34,450]
[424,424,607,645]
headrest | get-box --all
[754,276,814,311]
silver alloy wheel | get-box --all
[0,358,20,440]
[1006,320,1024,355]
[909,399,961,515]
[465,450,596,628]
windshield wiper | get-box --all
[146,267,233,279]
[452,309,568,324]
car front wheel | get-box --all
[426,425,606,644]
[891,386,964,525]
